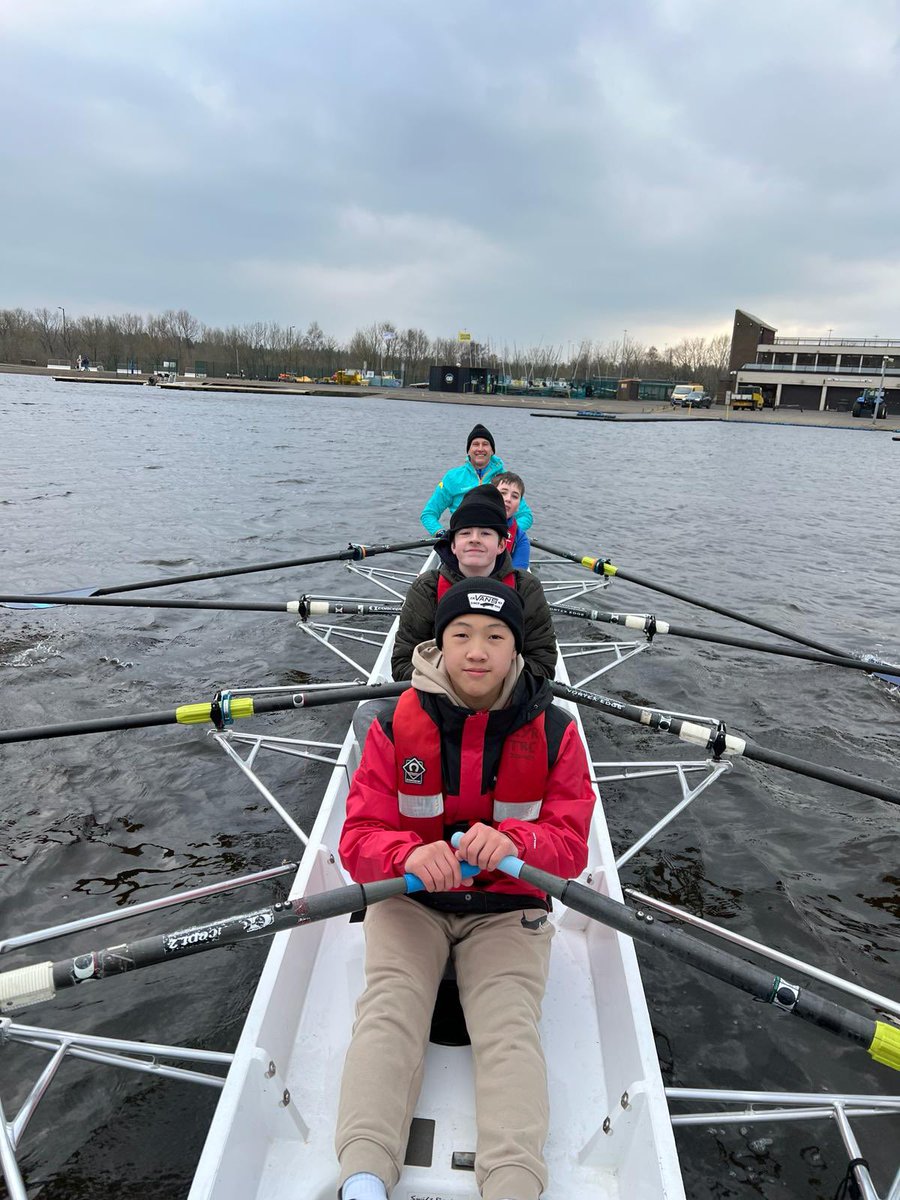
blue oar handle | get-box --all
[403,849,482,894]
[449,831,524,879]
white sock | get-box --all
[342,1172,387,1200]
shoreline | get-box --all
[3,361,898,432]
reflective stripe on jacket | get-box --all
[393,689,548,834]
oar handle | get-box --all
[403,858,481,894]
[448,833,522,880]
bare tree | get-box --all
[32,307,60,359]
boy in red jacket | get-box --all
[335,578,595,1200]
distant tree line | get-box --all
[0,307,730,392]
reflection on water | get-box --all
[1,373,898,1198]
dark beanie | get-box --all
[466,423,495,453]
[435,577,524,652]
[449,483,508,536]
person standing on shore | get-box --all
[420,424,534,536]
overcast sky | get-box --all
[2,0,899,349]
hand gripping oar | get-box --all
[549,602,900,679]
[551,681,900,808]
[448,835,900,1074]
[0,537,438,609]
[533,537,900,683]
[0,863,479,1013]
[0,681,410,745]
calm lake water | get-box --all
[1,373,898,1199]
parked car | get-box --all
[672,390,711,408]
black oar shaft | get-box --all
[661,621,900,675]
[0,594,294,614]
[0,682,409,745]
[550,603,900,677]
[612,564,859,660]
[552,681,900,807]
[741,739,900,805]
[86,538,434,596]
[0,878,412,1012]
[533,538,875,663]
[513,865,884,1057]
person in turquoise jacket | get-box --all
[420,423,534,536]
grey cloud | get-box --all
[2,0,899,343]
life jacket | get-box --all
[392,689,549,838]
[436,570,516,600]
[506,517,519,555]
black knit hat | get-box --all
[435,577,524,652]
[466,423,495,453]
[448,483,508,537]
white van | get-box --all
[670,384,705,406]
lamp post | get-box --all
[875,355,893,424]
[57,306,67,359]
[287,326,294,375]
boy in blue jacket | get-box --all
[420,424,534,536]
[494,470,531,569]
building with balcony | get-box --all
[723,309,900,414]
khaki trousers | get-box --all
[336,896,554,1200]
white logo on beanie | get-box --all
[467,592,505,612]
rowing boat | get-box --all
[1,540,898,1199]
[189,550,684,1198]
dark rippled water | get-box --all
[1,374,897,1199]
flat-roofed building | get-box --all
[724,309,900,414]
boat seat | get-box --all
[431,957,470,1047]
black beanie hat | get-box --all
[466,423,495,453]
[448,483,509,537]
[434,577,525,652]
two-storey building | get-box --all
[723,309,900,414]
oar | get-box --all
[0,537,437,608]
[549,602,900,679]
[552,680,900,807]
[448,836,900,1074]
[0,862,475,1013]
[532,537,899,679]
[0,681,409,745]
[0,594,404,619]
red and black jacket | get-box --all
[339,674,596,912]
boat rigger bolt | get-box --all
[602,1116,612,1134]
[621,1092,630,1109]
[281,1089,291,1106]
[266,1061,276,1078]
